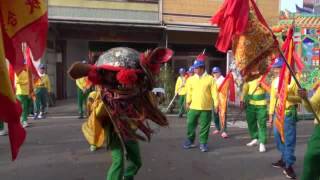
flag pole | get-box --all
[278,49,320,124]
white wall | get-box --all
[66,40,89,98]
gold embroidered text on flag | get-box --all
[0,0,48,73]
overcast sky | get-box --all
[281,0,303,12]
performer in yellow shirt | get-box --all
[82,88,105,152]
[269,58,300,179]
[175,68,187,118]
[183,55,218,152]
[34,64,51,119]
[241,74,269,152]
[298,88,320,180]
[15,68,31,127]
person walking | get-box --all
[241,72,269,152]
[183,53,218,152]
[175,68,187,118]
[34,64,51,119]
[15,67,32,127]
[269,58,300,179]
[211,66,229,138]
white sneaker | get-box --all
[90,145,97,152]
[38,112,44,119]
[259,143,266,152]
[0,129,8,136]
[246,139,258,147]
[22,121,29,128]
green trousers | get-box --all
[107,140,142,180]
[212,111,227,132]
[35,88,48,114]
[77,87,89,116]
[178,95,186,116]
[301,125,320,180]
[187,109,212,144]
[0,122,4,130]
[245,104,267,144]
[17,95,31,122]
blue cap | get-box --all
[212,66,221,73]
[188,66,194,73]
[38,64,46,69]
[179,68,185,73]
[192,60,205,68]
[272,57,284,68]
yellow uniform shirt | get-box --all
[241,77,267,106]
[186,73,218,111]
[175,76,187,95]
[302,89,320,124]
[269,77,300,115]
[15,70,30,95]
[76,77,89,91]
[34,74,51,92]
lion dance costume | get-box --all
[68,47,173,180]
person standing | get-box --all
[68,47,172,180]
[241,72,268,152]
[298,88,320,180]
[183,54,218,152]
[76,61,92,119]
[211,66,229,138]
[34,64,51,119]
[15,67,31,127]
[175,68,187,118]
[269,58,300,179]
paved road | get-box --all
[0,100,314,180]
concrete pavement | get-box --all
[0,100,314,180]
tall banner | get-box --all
[218,72,236,129]
[0,27,25,161]
[0,0,48,73]
[275,40,294,143]
[0,0,48,160]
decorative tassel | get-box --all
[88,66,102,85]
[116,69,138,86]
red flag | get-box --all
[0,0,48,73]
[217,72,236,129]
[218,72,236,103]
[211,0,249,52]
[25,45,40,80]
[293,51,304,72]
[0,0,48,160]
[211,0,278,80]
[8,63,16,91]
[0,26,25,161]
[275,37,294,143]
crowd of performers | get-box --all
[69,49,320,180]
[174,54,320,180]
[0,63,51,134]
[0,46,318,180]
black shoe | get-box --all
[78,115,84,119]
[178,114,183,118]
[272,159,285,169]
[283,166,296,179]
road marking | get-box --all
[211,121,248,129]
